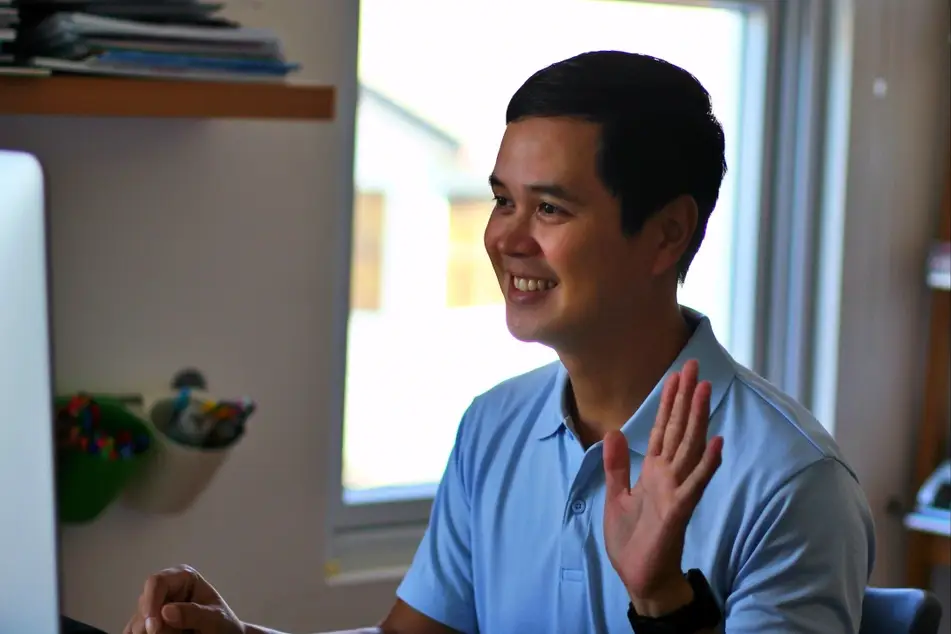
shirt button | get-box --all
[571,499,586,514]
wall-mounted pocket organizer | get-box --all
[122,370,255,515]
[54,394,153,524]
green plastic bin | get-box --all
[54,395,153,524]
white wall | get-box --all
[2,1,400,632]
[825,0,951,628]
[822,0,950,594]
[0,1,947,632]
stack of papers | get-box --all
[5,0,301,82]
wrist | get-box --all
[627,573,695,618]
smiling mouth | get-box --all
[511,275,558,292]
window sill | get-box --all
[325,523,426,586]
[325,564,410,587]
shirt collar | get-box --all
[535,363,571,440]
[534,309,737,452]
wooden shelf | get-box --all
[0,75,335,120]
[907,530,951,571]
[906,512,951,584]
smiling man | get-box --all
[126,52,875,634]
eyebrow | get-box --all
[488,174,582,204]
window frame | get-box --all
[325,0,839,572]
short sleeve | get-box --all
[396,409,476,633]
[725,458,876,633]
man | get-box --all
[125,51,875,634]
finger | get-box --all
[162,602,221,631]
[123,616,146,634]
[661,359,699,460]
[671,380,712,478]
[647,372,680,456]
[138,566,196,620]
[138,577,166,622]
[145,615,162,634]
[156,619,180,634]
[603,430,632,500]
[678,435,723,508]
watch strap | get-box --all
[627,569,722,633]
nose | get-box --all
[486,210,541,257]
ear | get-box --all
[649,195,698,277]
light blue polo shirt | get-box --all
[397,312,875,633]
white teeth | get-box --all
[513,276,556,292]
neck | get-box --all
[560,302,691,446]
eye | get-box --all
[492,195,513,208]
[538,202,563,215]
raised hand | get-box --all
[123,565,245,634]
[602,359,723,616]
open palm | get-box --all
[603,360,723,600]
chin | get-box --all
[505,315,556,346]
[507,328,540,343]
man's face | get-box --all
[484,116,667,350]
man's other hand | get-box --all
[123,565,245,634]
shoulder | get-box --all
[717,363,857,480]
[451,361,563,472]
[695,365,875,628]
[704,360,874,552]
[705,361,876,566]
[472,360,564,409]
[460,360,563,436]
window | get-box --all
[446,199,503,309]
[332,0,805,543]
[349,192,385,312]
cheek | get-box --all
[545,233,636,298]
[536,231,586,275]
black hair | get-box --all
[505,51,727,282]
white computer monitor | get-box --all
[0,150,61,633]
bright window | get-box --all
[341,0,766,514]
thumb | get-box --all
[162,602,222,631]
[603,430,631,500]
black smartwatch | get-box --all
[627,569,722,633]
